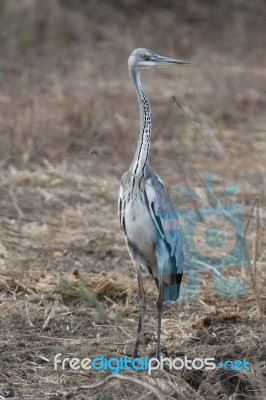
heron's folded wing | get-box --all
[145,173,184,276]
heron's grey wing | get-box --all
[145,170,183,301]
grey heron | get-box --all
[118,48,188,360]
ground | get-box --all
[0,1,265,399]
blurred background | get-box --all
[0,1,265,399]
[0,0,265,167]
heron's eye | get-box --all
[141,54,147,60]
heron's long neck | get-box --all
[130,69,151,183]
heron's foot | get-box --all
[155,350,161,362]
[132,349,140,360]
[150,358,160,368]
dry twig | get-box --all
[42,299,59,329]
[245,197,264,320]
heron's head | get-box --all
[128,48,190,72]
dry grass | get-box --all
[0,1,266,399]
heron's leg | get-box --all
[156,274,163,361]
[132,267,146,359]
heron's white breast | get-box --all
[124,196,156,264]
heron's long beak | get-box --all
[156,56,190,67]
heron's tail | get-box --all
[154,272,183,302]
[163,272,183,301]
